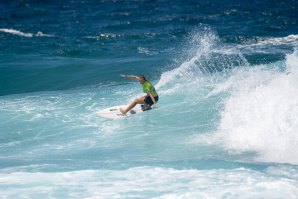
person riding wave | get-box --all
[120,74,158,115]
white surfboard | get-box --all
[96,104,151,120]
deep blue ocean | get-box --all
[1,0,298,198]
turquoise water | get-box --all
[1,0,298,198]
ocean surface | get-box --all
[1,0,298,198]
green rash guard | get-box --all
[142,81,158,97]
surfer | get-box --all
[120,74,158,115]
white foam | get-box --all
[0,28,33,37]
[137,47,157,55]
[256,34,298,46]
[209,50,298,164]
[35,31,55,37]
[0,28,55,38]
[1,167,298,198]
[237,34,298,50]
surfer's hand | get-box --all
[153,103,157,108]
[120,74,127,78]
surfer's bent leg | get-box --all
[120,96,146,114]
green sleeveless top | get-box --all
[142,81,158,97]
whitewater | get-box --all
[1,28,298,198]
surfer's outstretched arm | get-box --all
[120,74,142,81]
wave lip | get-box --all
[0,28,55,38]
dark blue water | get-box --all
[1,1,298,198]
[1,0,297,96]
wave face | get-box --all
[1,0,298,198]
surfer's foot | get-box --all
[120,107,127,114]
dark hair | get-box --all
[140,75,146,81]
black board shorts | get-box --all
[144,95,159,106]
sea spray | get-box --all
[156,29,248,94]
